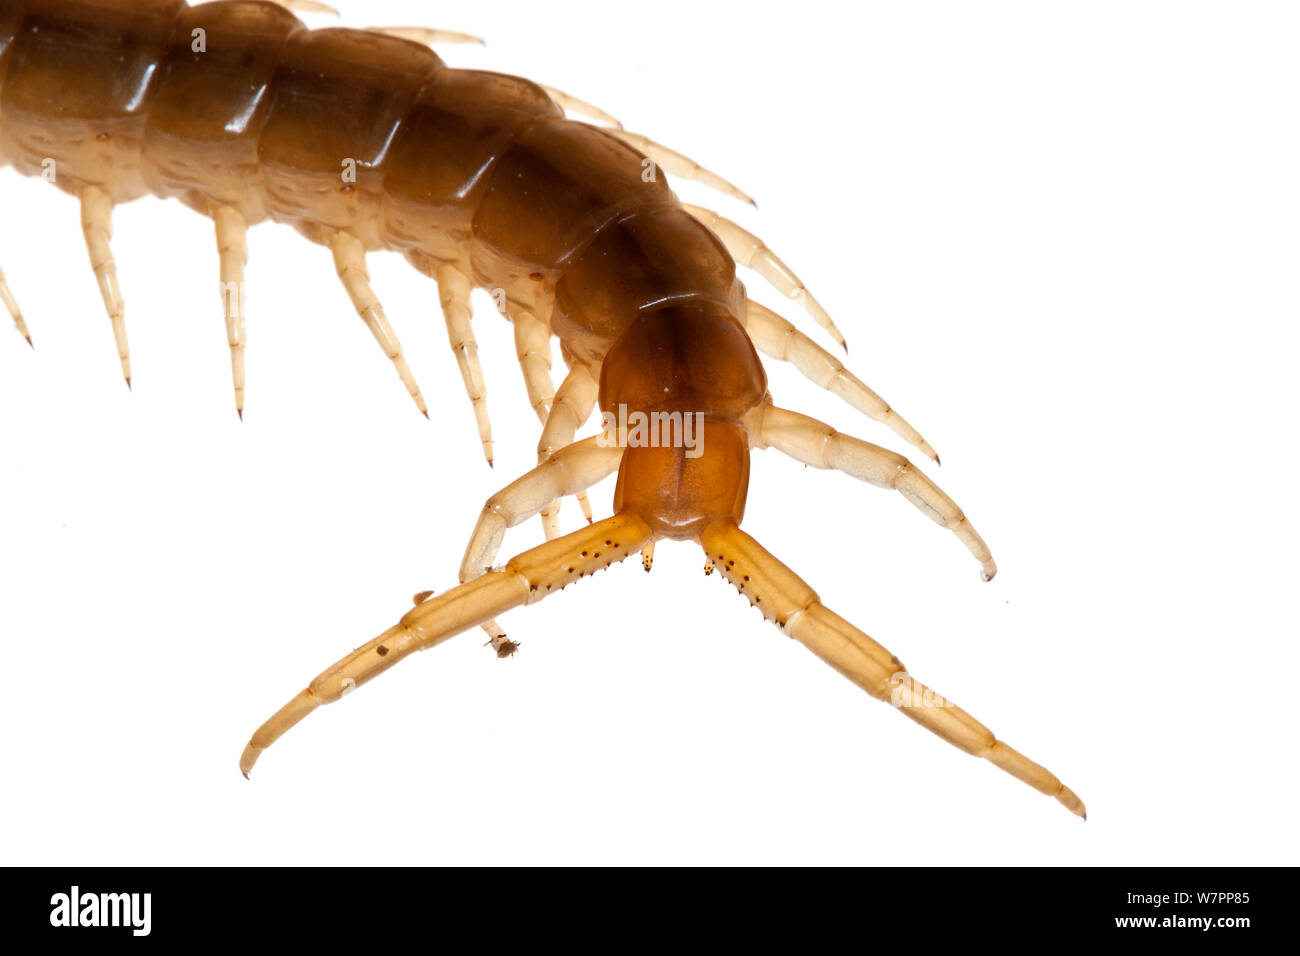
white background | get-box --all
[1,0,1296,865]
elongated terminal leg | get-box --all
[328,231,428,416]
[745,300,938,462]
[460,435,625,654]
[684,203,846,351]
[214,206,248,418]
[79,185,130,386]
[610,130,755,206]
[0,265,29,346]
[512,308,556,423]
[537,364,599,539]
[435,264,493,465]
[239,512,654,776]
[756,404,995,580]
[700,518,1084,817]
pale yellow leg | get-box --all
[756,404,996,581]
[745,300,938,463]
[460,435,624,654]
[537,364,599,539]
[269,0,337,15]
[214,205,248,419]
[701,518,1085,818]
[539,85,623,129]
[239,512,654,776]
[511,308,555,423]
[508,307,595,533]
[327,231,428,416]
[368,25,485,46]
[0,265,30,346]
[610,130,755,206]
[79,185,130,387]
[684,203,846,351]
[435,264,493,465]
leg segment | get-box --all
[214,205,248,418]
[79,185,130,386]
[239,512,654,776]
[745,300,938,462]
[609,130,755,206]
[368,25,485,46]
[684,203,846,351]
[327,231,428,416]
[536,364,599,539]
[510,308,598,538]
[460,435,624,654]
[0,264,30,346]
[700,518,1085,817]
[461,437,624,584]
[270,0,338,14]
[756,404,995,580]
[435,264,493,465]
[512,308,555,423]
[539,85,623,129]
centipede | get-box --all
[0,0,1085,817]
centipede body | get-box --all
[0,0,1092,847]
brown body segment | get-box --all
[0,1,1084,816]
[380,69,562,262]
[0,0,183,196]
[552,203,744,359]
[256,26,442,242]
[599,302,767,423]
[144,2,303,214]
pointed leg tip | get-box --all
[1057,787,1087,819]
[25,335,33,349]
[421,409,430,420]
[237,408,244,422]
[125,377,132,391]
